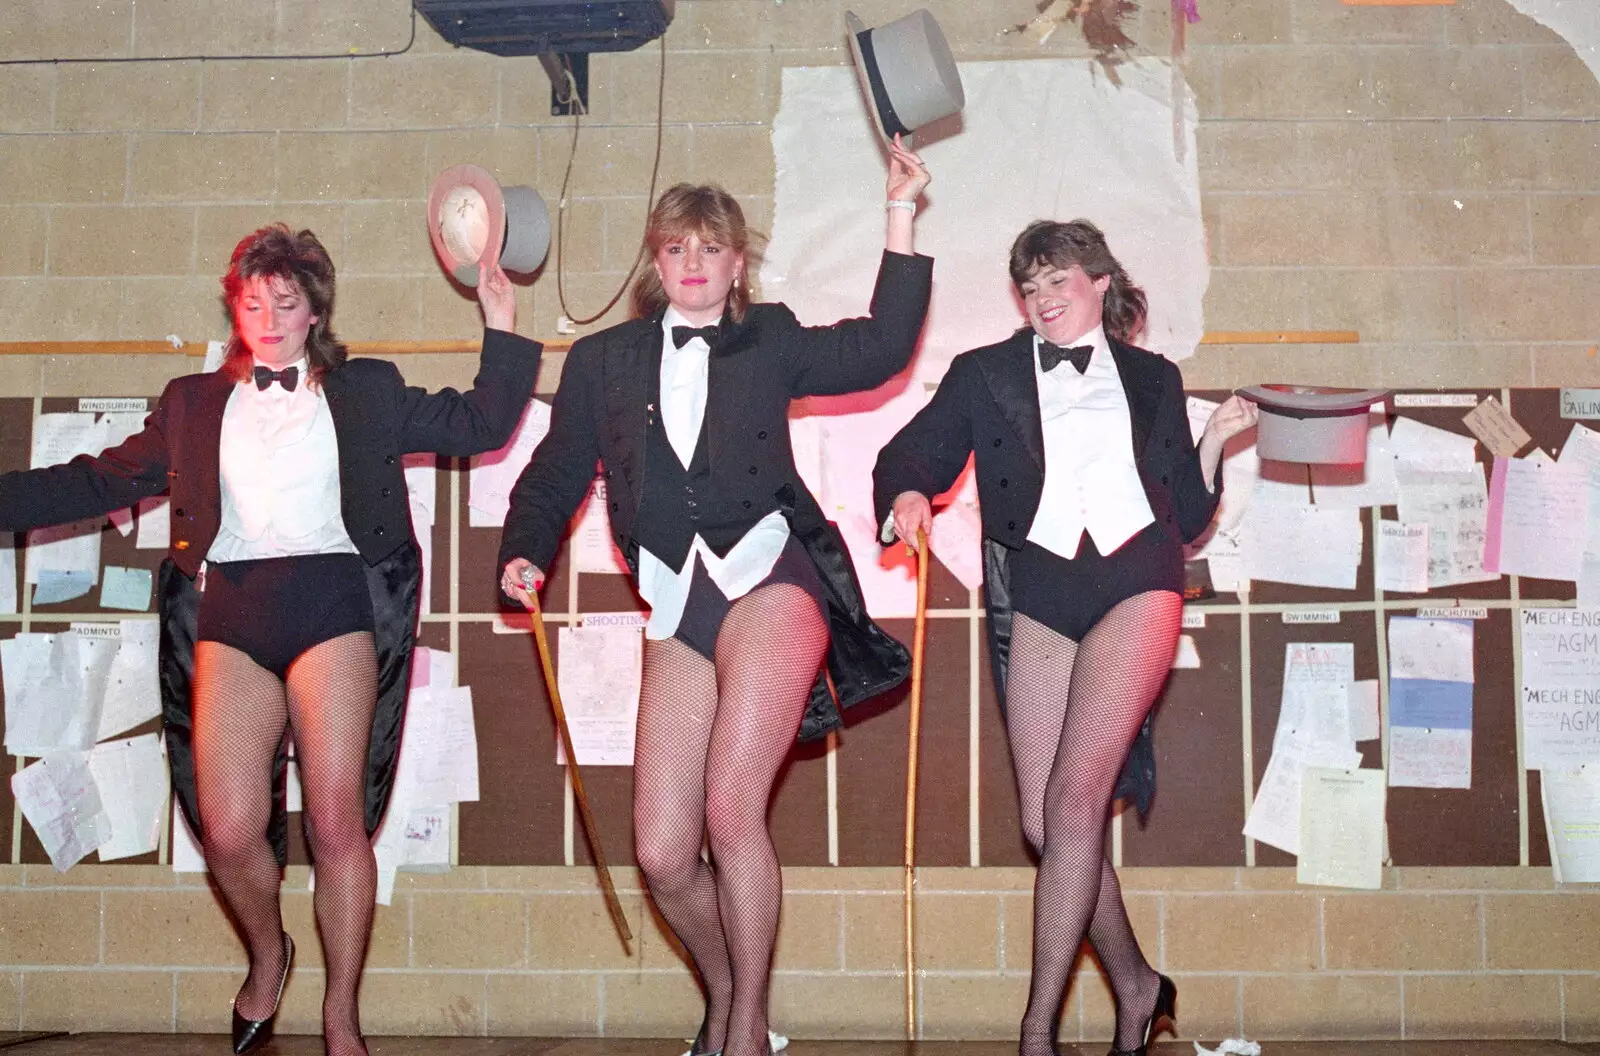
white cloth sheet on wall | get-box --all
[1506,0,1600,85]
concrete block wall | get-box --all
[0,865,1595,1041]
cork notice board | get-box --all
[0,389,1572,870]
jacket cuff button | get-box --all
[373,526,385,536]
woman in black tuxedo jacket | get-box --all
[498,138,931,1056]
[874,220,1256,1056]
[0,224,540,1056]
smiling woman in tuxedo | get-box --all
[874,219,1256,1056]
[0,224,540,1056]
[498,138,931,1056]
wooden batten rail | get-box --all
[1198,330,1360,345]
[1,331,1360,358]
[1342,0,1453,6]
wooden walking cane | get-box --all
[904,527,930,1040]
[520,587,634,948]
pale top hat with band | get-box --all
[426,164,550,288]
[1236,384,1391,465]
[845,8,965,142]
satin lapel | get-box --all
[977,330,1044,470]
[704,311,761,469]
[1110,338,1158,458]
[187,370,234,489]
[319,367,356,465]
[602,316,659,502]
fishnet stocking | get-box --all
[634,584,828,1056]
[191,633,377,1056]
[1005,594,1181,1055]
[192,641,290,1024]
[286,631,378,1056]
[635,637,730,1055]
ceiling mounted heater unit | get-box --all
[413,0,675,112]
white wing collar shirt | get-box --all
[1025,325,1155,559]
[208,357,359,562]
[635,306,790,641]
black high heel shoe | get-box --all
[231,932,294,1054]
[1108,972,1176,1056]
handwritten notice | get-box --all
[1395,467,1495,589]
[1388,617,1475,685]
[1559,423,1600,471]
[1245,735,1363,856]
[12,754,113,871]
[1376,521,1430,594]
[1387,616,1474,789]
[1485,456,1587,582]
[1462,396,1531,458]
[1520,608,1600,770]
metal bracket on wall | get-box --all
[539,51,589,115]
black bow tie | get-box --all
[671,324,720,349]
[1039,342,1094,374]
[253,364,299,392]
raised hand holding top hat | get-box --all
[475,260,517,334]
[884,133,932,254]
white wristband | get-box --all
[886,199,917,214]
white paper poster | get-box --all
[12,753,114,871]
[1297,767,1386,890]
[469,399,550,528]
[572,479,629,575]
[555,625,643,766]
[89,734,168,861]
[1520,608,1600,770]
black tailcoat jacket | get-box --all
[872,329,1222,814]
[499,250,934,741]
[0,330,541,861]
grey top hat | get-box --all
[1237,385,1391,465]
[845,9,965,141]
[426,164,550,288]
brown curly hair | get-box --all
[1008,219,1147,344]
[219,224,347,386]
